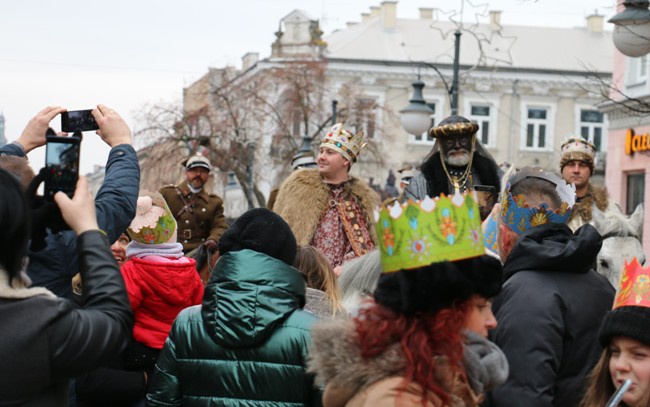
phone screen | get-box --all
[61,110,98,132]
[45,139,80,199]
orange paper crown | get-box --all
[614,258,650,309]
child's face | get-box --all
[609,336,650,407]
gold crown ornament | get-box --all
[375,193,485,273]
[320,123,367,163]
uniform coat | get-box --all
[159,181,228,252]
[273,169,380,247]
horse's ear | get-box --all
[630,203,644,238]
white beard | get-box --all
[445,152,470,167]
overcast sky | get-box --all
[1,0,617,173]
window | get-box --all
[524,107,549,150]
[468,104,494,147]
[627,55,649,87]
[412,102,437,143]
[349,98,377,139]
[626,172,645,215]
[579,109,605,152]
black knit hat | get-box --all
[218,208,297,265]
[374,254,503,316]
[599,306,650,348]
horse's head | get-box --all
[593,204,645,288]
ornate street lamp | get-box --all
[400,30,462,136]
[399,79,434,136]
[610,0,650,57]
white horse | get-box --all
[592,204,645,287]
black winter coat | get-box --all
[0,231,134,406]
[489,223,614,407]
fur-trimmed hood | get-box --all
[273,169,380,246]
[308,317,501,407]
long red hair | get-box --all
[354,300,470,405]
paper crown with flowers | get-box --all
[375,193,485,273]
[320,123,367,163]
[500,168,576,235]
[127,191,177,245]
[613,258,650,309]
[560,135,596,170]
[482,211,499,257]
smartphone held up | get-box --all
[61,109,99,133]
[44,130,81,200]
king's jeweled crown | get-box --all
[320,123,366,163]
[375,193,485,273]
[500,168,576,235]
[614,258,650,309]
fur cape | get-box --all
[570,183,610,225]
[420,151,501,197]
[272,169,380,247]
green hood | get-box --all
[201,249,306,348]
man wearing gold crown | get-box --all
[273,123,380,268]
[488,167,615,407]
[559,135,621,231]
[404,115,501,201]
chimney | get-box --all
[370,6,381,18]
[381,1,397,29]
[347,21,358,29]
[419,8,434,20]
[241,52,259,71]
[361,12,371,22]
[489,10,502,32]
[586,12,604,33]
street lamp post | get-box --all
[399,30,462,136]
[610,0,650,57]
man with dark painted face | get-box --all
[404,115,501,204]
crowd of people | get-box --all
[0,105,647,407]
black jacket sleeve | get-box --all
[47,230,134,377]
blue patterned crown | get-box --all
[500,168,576,235]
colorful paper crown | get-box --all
[482,211,499,257]
[614,258,650,309]
[375,193,485,273]
[500,168,576,235]
[127,191,177,245]
[560,135,596,170]
[320,123,366,163]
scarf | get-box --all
[463,330,509,395]
[126,241,184,259]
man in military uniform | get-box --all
[160,155,228,253]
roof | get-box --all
[324,16,612,73]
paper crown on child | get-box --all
[560,135,596,172]
[500,168,576,235]
[599,258,650,347]
[375,193,485,273]
[613,258,650,309]
[127,191,177,245]
[320,123,367,163]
